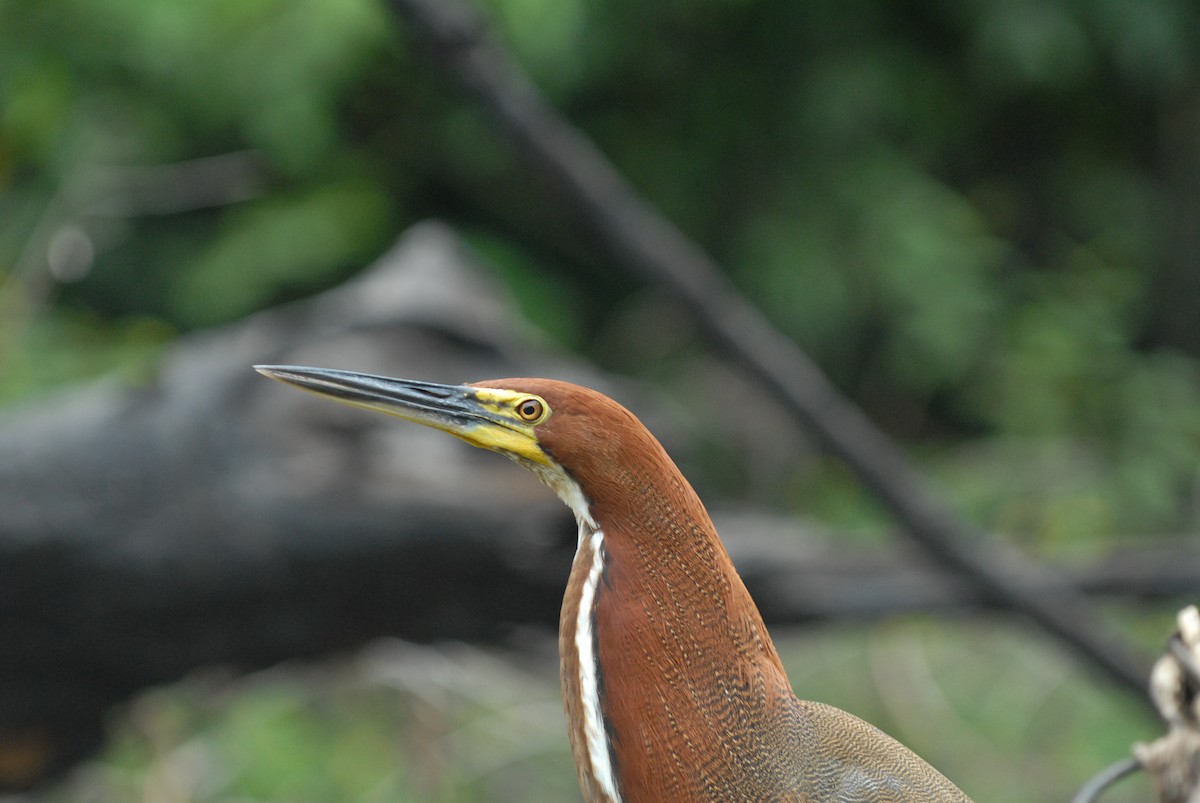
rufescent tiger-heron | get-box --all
[256,366,973,802]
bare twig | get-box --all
[1132,606,1200,803]
[384,0,1151,698]
[79,151,266,218]
[2,151,266,358]
[1071,757,1142,803]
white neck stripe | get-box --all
[576,528,621,802]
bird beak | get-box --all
[254,365,551,465]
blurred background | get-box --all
[2,0,1198,800]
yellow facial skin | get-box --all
[431,387,553,468]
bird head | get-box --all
[254,366,670,531]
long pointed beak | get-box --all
[255,365,487,430]
[254,365,550,465]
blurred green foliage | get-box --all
[3,0,1197,536]
[1,0,1198,799]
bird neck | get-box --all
[557,451,789,802]
[586,472,786,678]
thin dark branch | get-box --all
[1071,757,1142,803]
[81,151,266,217]
[740,536,1200,623]
[386,0,1152,698]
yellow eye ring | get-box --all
[516,397,545,422]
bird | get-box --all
[256,365,974,802]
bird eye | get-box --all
[516,397,545,422]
